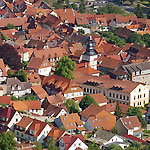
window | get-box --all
[134,96,136,100]
[120,95,122,99]
[144,94,145,97]
[16,119,18,122]
[109,93,111,97]
[113,94,115,98]
[139,88,141,92]
[123,96,125,100]
[116,94,118,98]
[127,96,129,100]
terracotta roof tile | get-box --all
[31,85,48,99]
[0,96,11,105]
[10,100,41,111]
[0,17,27,28]
[89,110,116,131]
[16,116,33,129]
[60,113,85,131]
[120,116,142,130]
[0,59,7,76]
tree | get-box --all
[8,70,27,82]
[34,141,42,150]
[126,107,147,128]
[6,24,16,29]
[88,142,99,150]
[48,139,58,150]
[79,95,98,110]
[128,32,144,45]
[114,103,124,120]
[78,29,85,35]
[125,147,136,150]
[130,141,142,149]
[25,93,36,100]
[0,131,17,150]
[108,144,123,150]
[0,43,23,70]
[111,127,118,134]
[135,4,143,18]
[72,3,78,10]
[65,99,80,113]
[129,0,136,5]
[141,33,150,47]
[55,55,76,80]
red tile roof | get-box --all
[120,116,142,130]
[0,59,7,76]
[62,134,85,150]
[123,135,146,144]
[89,110,116,131]
[0,96,11,105]
[54,8,75,24]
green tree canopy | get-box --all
[79,95,98,110]
[135,4,143,18]
[55,55,76,80]
[65,99,80,113]
[8,70,27,82]
[126,107,146,128]
[72,3,78,10]
[34,141,42,150]
[108,144,123,150]
[0,131,17,150]
[88,142,99,150]
[111,127,118,134]
[6,24,16,29]
[114,103,124,120]
[97,3,125,15]
[48,139,58,150]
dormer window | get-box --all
[11,86,15,90]
[18,85,21,90]
[29,129,34,135]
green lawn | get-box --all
[43,0,49,5]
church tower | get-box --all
[82,36,98,70]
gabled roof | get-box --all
[0,59,7,76]
[123,135,146,144]
[27,57,51,69]
[26,119,49,137]
[54,8,75,24]
[90,93,108,104]
[44,104,67,117]
[94,129,115,142]
[26,71,41,84]
[16,116,33,129]
[31,85,48,100]
[33,47,67,59]
[75,12,89,25]
[74,71,140,93]
[0,107,17,125]
[10,100,41,111]
[80,104,101,119]
[89,110,116,131]
[98,56,122,70]
[47,127,66,141]
[62,134,86,150]
[59,113,85,131]
[42,74,81,93]
[44,93,65,106]
[0,96,11,105]
[120,116,142,130]
[0,17,27,28]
